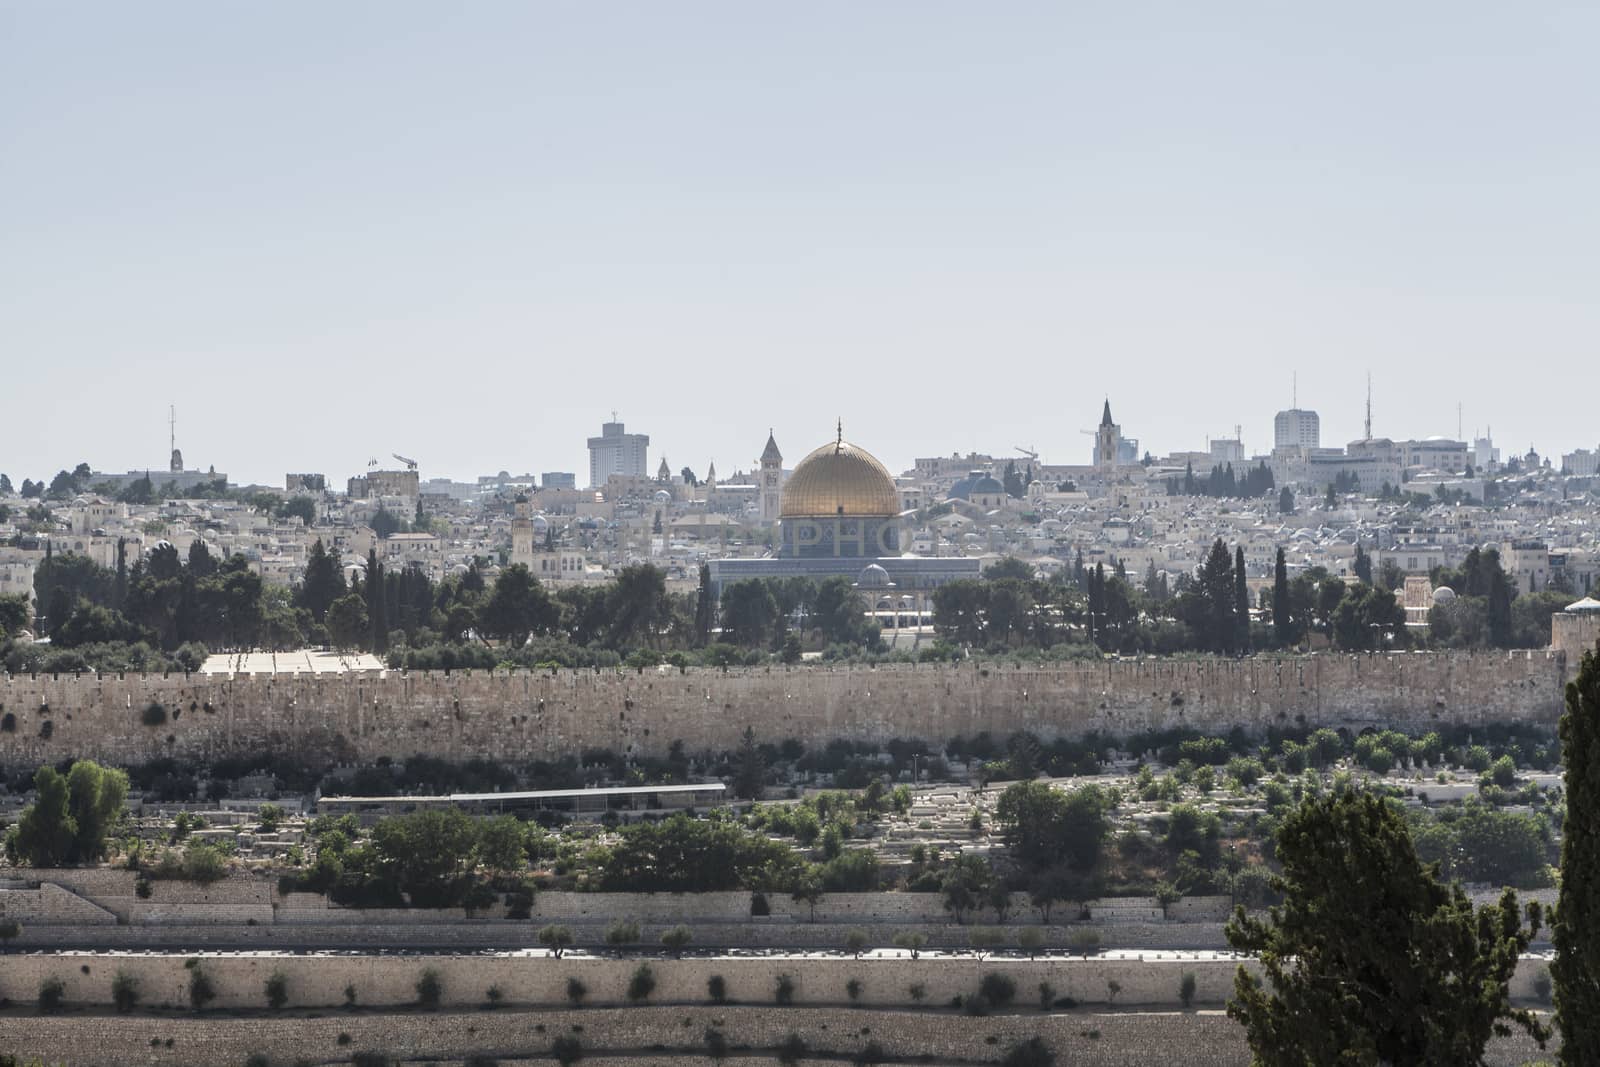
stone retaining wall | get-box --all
[0,1003,1554,1067]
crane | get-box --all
[1014,446,1039,462]
[392,453,418,471]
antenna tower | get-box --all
[1364,373,1373,440]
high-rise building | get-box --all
[1274,409,1320,451]
[587,418,649,488]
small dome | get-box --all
[970,475,1004,495]
[531,515,550,532]
[855,563,893,588]
[654,489,672,503]
[1432,586,1457,604]
[1566,596,1600,614]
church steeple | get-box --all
[761,429,782,465]
[1100,399,1115,428]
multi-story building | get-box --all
[1274,409,1321,451]
[587,419,649,488]
[1400,438,1470,473]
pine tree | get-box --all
[1234,546,1251,653]
[1556,647,1600,1062]
[1272,548,1292,649]
[1228,791,1548,1063]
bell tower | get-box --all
[760,430,783,525]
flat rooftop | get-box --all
[200,650,387,674]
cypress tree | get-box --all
[1200,539,1236,654]
[1272,547,1292,649]
[1234,546,1251,653]
[113,537,128,611]
[1555,646,1600,1062]
[366,549,388,654]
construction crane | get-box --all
[392,453,418,471]
[1014,445,1039,462]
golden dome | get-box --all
[780,436,900,519]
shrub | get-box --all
[485,984,504,1008]
[343,983,358,1008]
[1066,928,1101,957]
[1534,967,1553,1005]
[750,892,771,916]
[1017,927,1045,958]
[707,974,727,1004]
[539,924,575,958]
[265,970,288,1010]
[416,967,443,1009]
[605,919,641,955]
[552,1035,583,1067]
[855,1040,887,1066]
[776,1033,807,1067]
[142,702,168,726]
[660,924,693,957]
[135,879,153,899]
[775,972,796,1005]
[705,1028,729,1061]
[626,963,656,1003]
[907,982,927,1003]
[38,976,66,1014]
[979,972,1017,1009]
[112,970,140,1013]
[1001,1037,1055,1067]
[1179,971,1197,1009]
[244,1054,270,1067]
[1106,979,1122,1004]
[846,977,864,1004]
[188,962,216,1010]
[892,931,928,959]
[0,919,21,941]
[565,976,587,1007]
[1037,981,1055,1010]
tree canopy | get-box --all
[1226,791,1546,1065]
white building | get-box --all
[1274,409,1321,451]
[587,419,649,488]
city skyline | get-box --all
[2,385,1569,491]
[5,3,1599,483]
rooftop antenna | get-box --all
[1364,372,1373,440]
[1458,402,1463,441]
[1292,371,1297,409]
[169,404,176,456]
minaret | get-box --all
[759,430,783,525]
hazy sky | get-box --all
[4,2,1598,487]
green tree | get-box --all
[733,726,766,800]
[538,925,573,957]
[1226,791,1546,1065]
[65,760,129,863]
[720,579,779,649]
[1555,646,1600,1062]
[481,563,557,648]
[326,592,369,650]
[1234,545,1251,653]
[993,781,1108,872]
[1272,547,1294,648]
[299,539,345,623]
[8,766,76,866]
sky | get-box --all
[3,2,1598,487]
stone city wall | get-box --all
[0,651,1566,767]
[0,1006,1553,1067]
